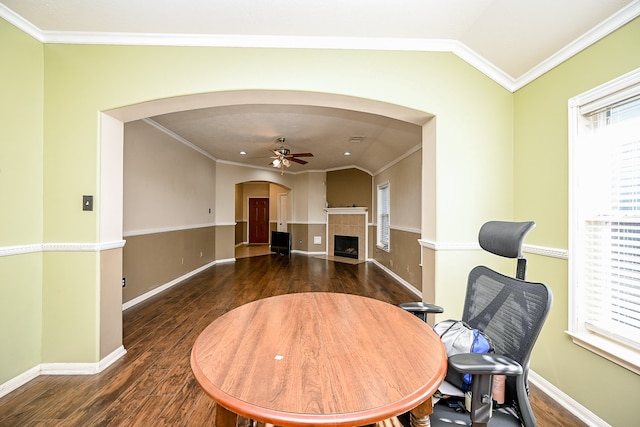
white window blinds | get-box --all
[576,95,640,350]
[377,183,390,250]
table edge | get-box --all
[190,293,448,426]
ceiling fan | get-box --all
[270,137,313,172]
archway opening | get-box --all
[103,89,434,362]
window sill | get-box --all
[376,244,390,253]
[566,330,640,375]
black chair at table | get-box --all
[401,221,553,427]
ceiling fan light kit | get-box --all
[269,137,314,173]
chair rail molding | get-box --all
[417,239,567,260]
[0,241,126,257]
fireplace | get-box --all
[334,235,359,259]
[326,207,368,261]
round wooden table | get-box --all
[191,292,447,427]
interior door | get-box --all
[249,198,270,244]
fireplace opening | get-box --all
[334,235,359,259]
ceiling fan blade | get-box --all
[289,157,309,165]
[288,153,314,158]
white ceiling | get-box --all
[2,0,638,174]
[148,104,423,174]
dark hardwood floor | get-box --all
[0,254,585,426]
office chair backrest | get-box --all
[478,221,535,279]
[462,265,552,422]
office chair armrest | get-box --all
[448,354,523,425]
[448,353,523,376]
[398,301,444,314]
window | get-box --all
[569,68,640,374]
[377,182,390,251]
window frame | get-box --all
[377,181,390,251]
[568,67,640,375]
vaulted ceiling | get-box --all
[2,0,638,174]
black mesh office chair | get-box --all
[401,221,552,427]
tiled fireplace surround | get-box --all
[326,208,368,261]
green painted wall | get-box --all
[0,8,534,416]
[0,19,44,382]
[514,17,640,426]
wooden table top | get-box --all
[191,292,447,427]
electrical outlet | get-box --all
[122,277,126,288]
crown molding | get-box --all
[143,118,218,161]
[1,2,638,93]
[372,143,422,176]
[514,0,640,90]
[0,3,44,42]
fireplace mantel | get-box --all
[325,207,368,214]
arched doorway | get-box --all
[102,90,434,363]
[235,181,291,258]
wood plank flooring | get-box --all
[0,254,586,426]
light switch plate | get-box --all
[83,195,93,211]
[314,235,322,244]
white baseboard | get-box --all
[0,345,126,399]
[528,370,610,427]
[369,258,422,298]
[122,260,221,310]
[0,365,40,398]
[291,250,327,256]
[40,345,126,375]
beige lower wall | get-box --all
[290,223,308,252]
[235,221,247,245]
[122,226,216,303]
[307,224,327,253]
[215,225,236,260]
[372,227,422,292]
[100,248,123,358]
[289,223,326,253]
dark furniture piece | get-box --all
[401,221,552,427]
[270,230,291,256]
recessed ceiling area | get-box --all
[147,104,422,175]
